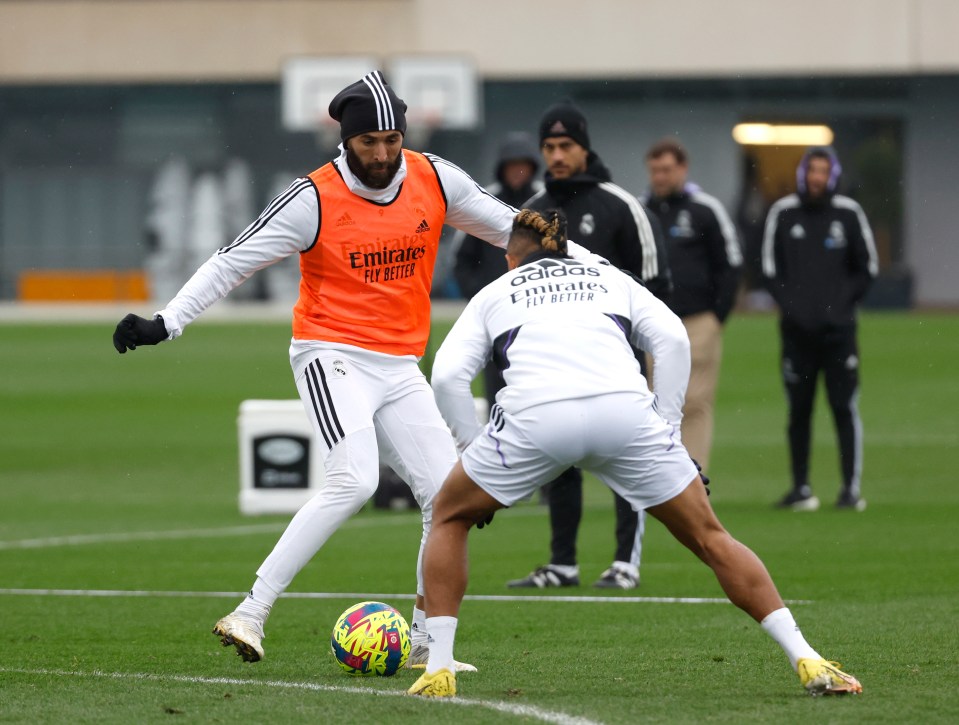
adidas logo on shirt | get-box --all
[415,219,431,233]
[336,212,355,227]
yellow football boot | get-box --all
[797,658,863,695]
[408,668,456,698]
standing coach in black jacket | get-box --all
[507,101,671,591]
[762,146,878,512]
[643,137,743,474]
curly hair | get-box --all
[509,208,568,255]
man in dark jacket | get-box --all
[643,137,742,474]
[507,101,671,591]
[762,146,878,512]
[453,132,542,412]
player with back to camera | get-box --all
[408,208,862,698]
[111,71,593,671]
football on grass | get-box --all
[330,601,411,676]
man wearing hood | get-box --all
[762,146,878,512]
[455,132,543,298]
[453,132,543,412]
[507,101,670,591]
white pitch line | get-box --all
[0,587,811,605]
[0,514,424,550]
[0,667,602,725]
[0,506,560,551]
[0,523,289,550]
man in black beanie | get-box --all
[113,70,543,678]
[507,100,672,591]
[327,70,408,189]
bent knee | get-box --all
[322,447,381,507]
[693,528,738,563]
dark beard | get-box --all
[345,147,403,189]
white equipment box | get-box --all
[237,400,325,515]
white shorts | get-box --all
[460,392,697,511]
[290,340,457,505]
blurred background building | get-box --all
[0,0,956,306]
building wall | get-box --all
[0,1,957,305]
[904,77,959,306]
[1,0,959,83]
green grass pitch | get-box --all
[1,311,958,723]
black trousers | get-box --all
[545,467,638,566]
[780,320,862,493]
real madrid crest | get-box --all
[579,213,596,237]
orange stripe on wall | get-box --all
[18,270,149,301]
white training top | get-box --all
[155,147,527,340]
[431,253,691,451]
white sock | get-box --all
[547,563,579,578]
[611,560,640,579]
[761,607,822,671]
[234,578,279,624]
[411,606,428,646]
[425,616,458,674]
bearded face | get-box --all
[345,131,404,189]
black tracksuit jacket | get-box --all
[645,186,742,321]
[761,191,878,330]
[525,153,671,301]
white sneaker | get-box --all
[406,642,478,673]
[213,613,265,662]
[593,566,639,590]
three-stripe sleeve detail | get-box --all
[218,179,312,255]
[761,194,800,278]
[691,190,743,266]
[599,182,659,281]
[833,195,880,277]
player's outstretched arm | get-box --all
[113,313,169,353]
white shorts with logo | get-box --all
[289,340,457,509]
[461,391,697,511]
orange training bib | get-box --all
[292,150,447,357]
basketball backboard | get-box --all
[281,54,480,149]
[281,56,379,137]
[387,55,480,131]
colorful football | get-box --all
[330,601,411,676]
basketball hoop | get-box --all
[281,54,480,152]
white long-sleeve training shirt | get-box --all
[156,147,527,339]
[431,252,691,451]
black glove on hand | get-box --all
[476,512,495,530]
[691,458,711,495]
[113,314,168,353]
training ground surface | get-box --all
[1,311,957,723]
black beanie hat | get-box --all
[538,101,590,150]
[328,70,408,142]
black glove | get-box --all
[476,512,495,530]
[691,458,711,495]
[113,313,168,353]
